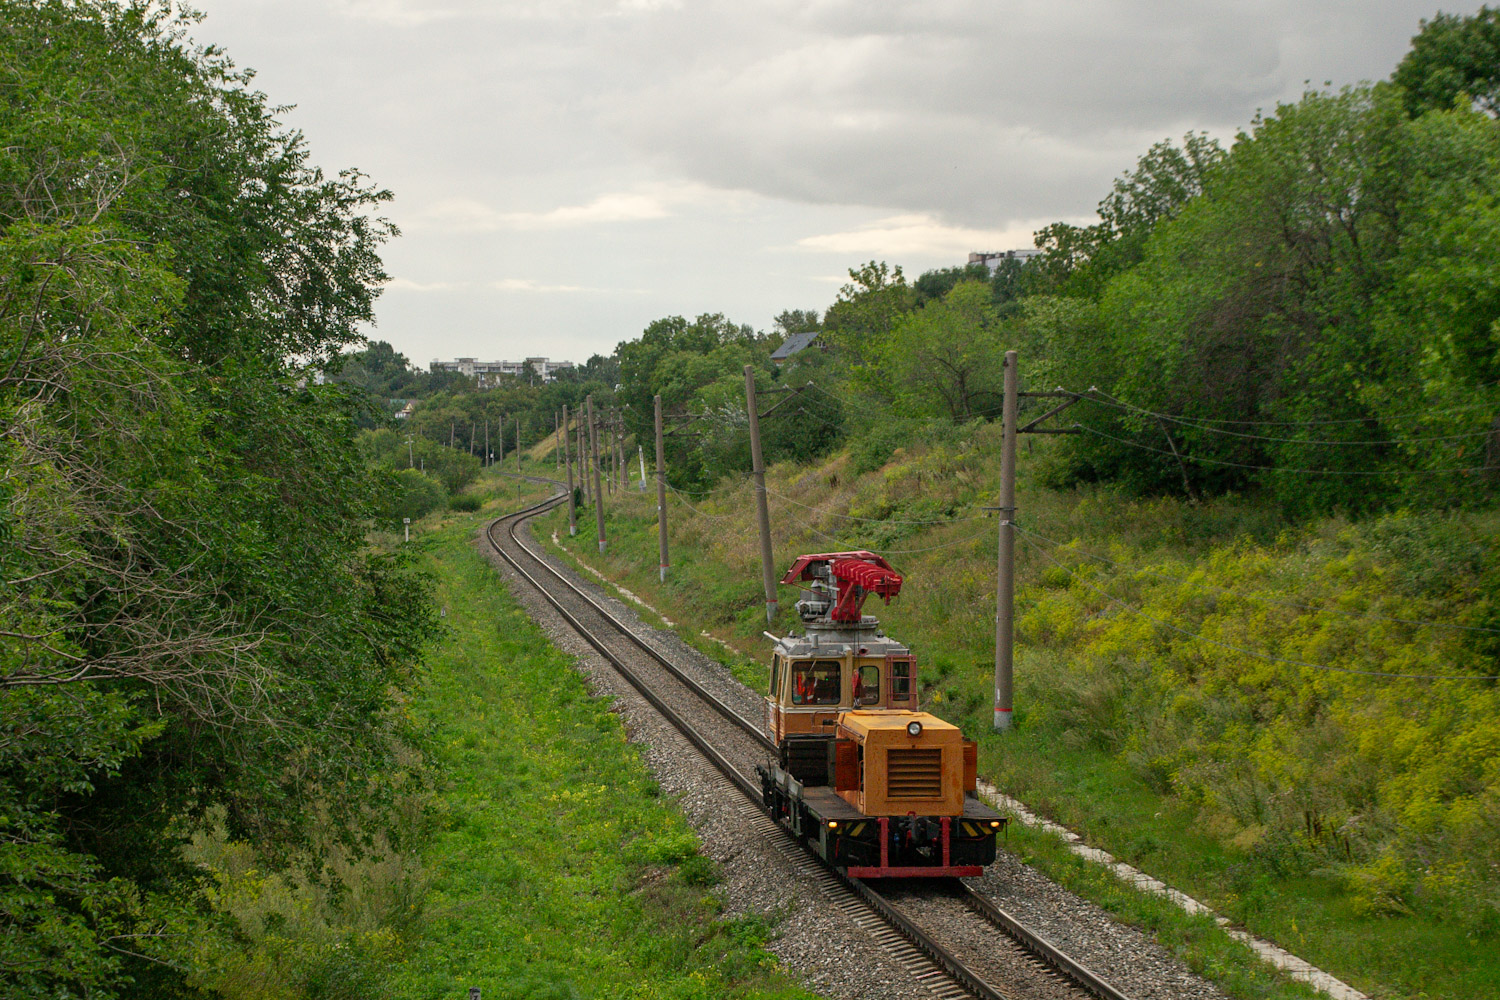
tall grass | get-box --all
[543,430,1500,1000]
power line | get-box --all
[1075,424,1493,476]
[1079,384,1500,428]
[775,504,993,555]
[762,485,985,525]
[1084,388,1492,446]
[664,480,752,520]
[1019,525,1500,635]
[1017,530,1500,681]
[663,476,750,499]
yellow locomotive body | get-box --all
[756,552,1004,877]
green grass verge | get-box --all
[387,487,818,1000]
[534,488,1498,1000]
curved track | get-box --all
[484,476,1132,1000]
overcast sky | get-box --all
[192,0,1462,367]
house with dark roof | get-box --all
[771,330,820,364]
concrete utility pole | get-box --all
[587,394,606,553]
[994,349,1019,732]
[744,364,777,624]
[579,419,589,504]
[617,413,626,491]
[638,445,646,491]
[468,421,475,456]
[654,394,668,582]
[563,404,577,536]
[604,410,613,496]
[406,434,414,468]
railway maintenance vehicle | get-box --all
[756,552,1005,877]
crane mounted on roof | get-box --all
[779,550,903,623]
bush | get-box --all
[375,468,447,526]
[449,492,483,513]
[358,428,480,493]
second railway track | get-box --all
[484,477,1133,1000]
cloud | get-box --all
[794,214,1057,258]
[331,0,465,26]
[384,277,467,292]
[491,278,588,293]
[407,192,672,232]
[194,0,1437,361]
[489,278,648,295]
[591,0,1428,222]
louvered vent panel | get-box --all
[886,748,941,799]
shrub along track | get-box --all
[485,477,1133,1000]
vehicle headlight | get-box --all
[906,720,923,737]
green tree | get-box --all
[1393,6,1500,116]
[1054,84,1500,511]
[877,280,1007,422]
[820,261,916,401]
[912,262,990,306]
[1,3,435,993]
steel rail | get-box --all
[495,473,774,752]
[954,882,1132,1000]
[484,483,1004,999]
[484,485,762,803]
[486,479,1128,1000]
[843,878,1014,1000]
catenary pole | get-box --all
[994,349,1019,732]
[617,412,626,491]
[744,364,777,623]
[604,410,613,496]
[587,394,606,553]
[654,394,668,582]
[563,404,577,536]
[579,419,589,504]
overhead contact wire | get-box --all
[1074,424,1492,475]
[1083,388,1492,445]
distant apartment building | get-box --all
[429,356,576,385]
[968,249,1041,273]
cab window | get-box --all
[853,664,880,706]
[791,659,841,706]
[889,657,914,704]
[769,656,780,697]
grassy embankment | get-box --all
[387,473,817,1000]
[535,425,1500,1000]
[189,470,818,1000]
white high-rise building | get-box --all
[429,357,577,385]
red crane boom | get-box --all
[780,551,903,622]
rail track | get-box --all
[484,476,1133,1000]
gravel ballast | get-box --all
[484,513,1234,1000]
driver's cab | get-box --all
[765,638,917,743]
